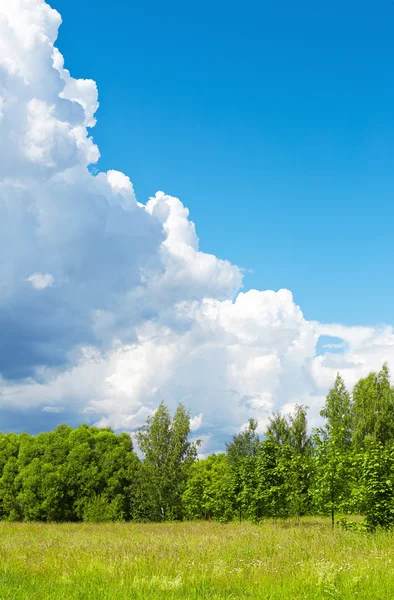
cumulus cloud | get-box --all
[1,0,394,451]
[26,272,54,289]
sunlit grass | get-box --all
[0,518,392,598]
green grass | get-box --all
[0,518,392,599]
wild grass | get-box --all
[0,518,392,599]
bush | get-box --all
[82,495,125,523]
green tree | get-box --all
[0,433,20,519]
[182,454,234,522]
[0,424,140,523]
[266,413,291,447]
[314,375,354,527]
[255,440,288,522]
[225,419,260,522]
[321,374,352,449]
[0,456,21,521]
[352,364,394,448]
[288,405,312,518]
[360,442,394,530]
[265,405,312,519]
[136,403,199,521]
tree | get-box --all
[182,454,234,522]
[314,375,354,527]
[265,413,291,447]
[321,374,352,449]
[225,419,260,522]
[0,456,21,521]
[0,424,140,523]
[352,364,394,449]
[360,442,394,530]
[287,405,312,519]
[136,403,199,521]
[265,405,312,519]
[255,440,288,522]
[0,433,20,520]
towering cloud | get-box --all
[1,0,393,451]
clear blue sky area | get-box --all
[51,0,394,326]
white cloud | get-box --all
[26,272,54,289]
[190,413,203,432]
[1,0,394,452]
[311,323,394,393]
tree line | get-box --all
[1,364,394,529]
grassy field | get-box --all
[0,519,392,599]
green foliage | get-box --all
[182,454,233,522]
[313,437,355,522]
[287,405,313,517]
[266,412,291,446]
[225,419,260,521]
[135,403,200,521]
[264,405,312,519]
[360,442,394,530]
[313,375,354,525]
[0,424,139,523]
[82,494,125,523]
[256,440,289,520]
[352,364,394,449]
[321,374,352,449]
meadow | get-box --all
[0,519,392,599]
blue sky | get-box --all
[51,0,394,326]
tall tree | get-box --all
[314,374,353,527]
[360,441,394,530]
[352,364,394,449]
[321,374,352,449]
[182,454,234,522]
[225,419,260,522]
[265,405,312,519]
[288,405,312,518]
[136,403,199,521]
[255,440,288,522]
[265,413,291,447]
